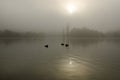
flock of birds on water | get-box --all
[44,26,70,48]
[44,43,69,48]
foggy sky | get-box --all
[0,0,120,33]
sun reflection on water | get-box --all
[69,57,73,65]
[56,56,92,80]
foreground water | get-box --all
[0,38,120,80]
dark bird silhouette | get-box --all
[65,44,69,47]
[61,43,64,46]
[44,45,48,48]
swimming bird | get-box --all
[65,44,69,47]
[44,45,48,48]
[61,43,64,46]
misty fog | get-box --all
[0,0,120,33]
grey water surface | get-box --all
[0,38,120,80]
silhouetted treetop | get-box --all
[70,27,104,38]
[0,30,44,38]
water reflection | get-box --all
[69,57,73,65]
[70,38,104,47]
[0,38,44,45]
[56,53,93,80]
[0,38,120,80]
[106,38,120,46]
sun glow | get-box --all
[66,3,77,14]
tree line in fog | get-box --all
[0,30,44,38]
[0,28,120,38]
[69,27,120,38]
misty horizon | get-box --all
[0,0,120,33]
[0,1,120,80]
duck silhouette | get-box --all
[44,45,48,48]
[61,43,64,46]
[65,44,69,47]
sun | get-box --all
[66,3,77,14]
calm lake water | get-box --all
[0,38,120,80]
